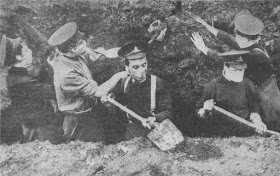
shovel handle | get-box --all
[107,97,147,124]
[214,106,280,136]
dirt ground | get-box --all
[0,135,280,176]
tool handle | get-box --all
[107,97,147,124]
[214,106,280,136]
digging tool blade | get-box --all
[107,97,184,151]
[147,118,184,151]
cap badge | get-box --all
[132,46,140,53]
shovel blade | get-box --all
[147,119,184,151]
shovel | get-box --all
[107,97,184,151]
[214,106,280,136]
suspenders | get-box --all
[150,75,156,116]
[123,75,157,119]
[123,76,131,94]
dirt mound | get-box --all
[0,136,280,176]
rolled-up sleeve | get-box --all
[207,49,223,62]
[62,71,98,99]
[217,30,240,49]
[84,48,105,65]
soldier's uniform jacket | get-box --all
[196,75,259,119]
[52,47,104,115]
[196,75,259,136]
[206,30,280,131]
[7,66,55,128]
[113,74,173,125]
[208,30,274,86]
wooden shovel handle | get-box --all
[214,106,280,136]
[107,97,147,124]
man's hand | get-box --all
[198,108,206,119]
[100,93,115,109]
[194,16,219,36]
[142,116,158,129]
[250,113,267,134]
[195,17,208,26]
[115,70,129,80]
[198,99,215,118]
[190,32,209,55]
[203,99,215,111]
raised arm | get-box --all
[94,71,128,98]
[191,32,223,62]
[195,17,219,37]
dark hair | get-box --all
[224,62,230,68]
[4,43,23,66]
[124,56,148,66]
[57,41,71,53]
[125,58,130,66]
[57,30,84,53]
[14,43,23,56]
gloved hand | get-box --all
[190,32,209,55]
[250,113,267,134]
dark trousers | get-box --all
[63,111,105,142]
[256,75,280,132]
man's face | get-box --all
[70,39,84,51]
[234,29,260,48]
[16,42,31,61]
[61,37,84,53]
[224,63,245,83]
[126,57,148,82]
[14,42,33,69]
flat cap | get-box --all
[229,9,252,29]
[118,42,149,60]
[218,50,249,70]
[48,22,79,46]
[234,15,264,36]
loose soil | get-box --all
[1,136,280,176]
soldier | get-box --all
[195,50,267,137]
[0,35,56,143]
[195,14,280,132]
[104,42,173,140]
[47,22,127,142]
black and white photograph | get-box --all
[0,0,280,175]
